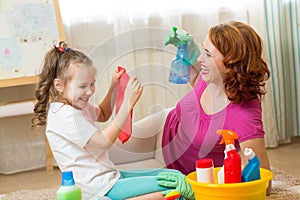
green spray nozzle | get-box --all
[164,26,200,66]
[216,130,239,145]
[164,26,192,47]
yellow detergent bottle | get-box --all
[57,171,82,200]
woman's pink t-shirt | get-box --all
[162,76,265,175]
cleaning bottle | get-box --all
[217,130,242,184]
[164,26,200,84]
[57,171,82,200]
[169,42,190,84]
[217,148,227,184]
[242,148,261,182]
[196,158,214,183]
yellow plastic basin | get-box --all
[186,167,273,200]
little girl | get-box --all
[31,41,187,200]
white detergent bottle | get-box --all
[218,166,225,184]
[196,158,214,183]
[217,148,228,184]
[57,171,82,200]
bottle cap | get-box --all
[196,158,214,168]
[244,148,255,159]
[62,171,75,186]
[225,143,236,151]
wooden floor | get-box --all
[0,137,300,195]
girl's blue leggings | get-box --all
[105,168,179,200]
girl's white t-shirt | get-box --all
[46,102,120,199]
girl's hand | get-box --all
[111,68,124,86]
[124,77,143,111]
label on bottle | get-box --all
[57,185,82,200]
[196,158,214,183]
[224,150,242,183]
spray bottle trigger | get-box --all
[216,130,239,145]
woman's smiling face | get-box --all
[198,35,226,85]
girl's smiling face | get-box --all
[198,35,226,85]
[62,63,96,109]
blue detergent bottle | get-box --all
[242,148,261,182]
[57,171,82,200]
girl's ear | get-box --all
[53,78,64,93]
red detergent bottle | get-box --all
[217,130,242,184]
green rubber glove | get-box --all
[157,171,195,200]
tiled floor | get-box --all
[0,137,299,195]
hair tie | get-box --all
[55,41,70,53]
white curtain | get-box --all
[58,0,279,147]
[264,0,300,144]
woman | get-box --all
[159,21,271,193]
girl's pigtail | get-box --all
[32,44,61,128]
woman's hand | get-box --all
[240,139,272,195]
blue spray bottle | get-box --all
[169,42,190,84]
[242,148,261,182]
[164,27,200,84]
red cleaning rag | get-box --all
[116,66,132,144]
